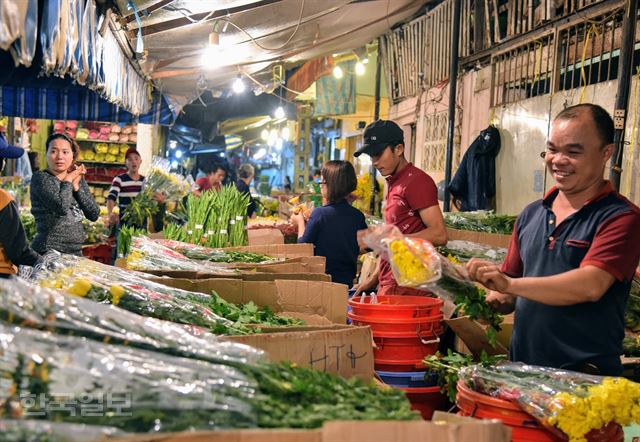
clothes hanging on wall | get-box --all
[448,125,501,211]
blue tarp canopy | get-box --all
[0,46,175,124]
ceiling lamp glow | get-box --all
[333,65,343,79]
[355,61,366,76]
[261,129,269,141]
[175,150,183,159]
[268,129,278,147]
[274,106,285,119]
[169,140,177,149]
[253,147,267,160]
[201,31,221,68]
[232,76,245,94]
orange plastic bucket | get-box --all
[348,295,443,319]
[398,386,446,420]
[456,381,561,442]
[373,326,443,371]
[348,312,444,334]
[456,381,624,442]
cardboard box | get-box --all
[446,316,509,357]
[248,228,284,245]
[150,278,349,325]
[109,415,509,442]
[229,325,374,379]
[446,228,512,249]
[223,243,314,259]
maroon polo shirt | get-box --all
[502,181,640,374]
[379,163,439,289]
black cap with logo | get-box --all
[354,120,404,157]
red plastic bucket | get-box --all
[373,328,442,370]
[348,312,444,334]
[348,295,443,319]
[456,381,624,442]
[398,386,446,420]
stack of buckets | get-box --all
[348,293,446,419]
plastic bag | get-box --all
[0,322,257,432]
[0,277,264,365]
[459,362,640,442]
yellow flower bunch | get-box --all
[388,239,437,286]
[548,378,640,442]
[353,173,383,215]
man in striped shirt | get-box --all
[107,148,145,229]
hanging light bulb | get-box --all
[362,57,369,64]
[169,140,177,149]
[355,61,366,76]
[201,31,221,69]
[175,150,183,159]
[261,129,269,141]
[274,106,285,119]
[232,75,245,94]
[333,65,343,79]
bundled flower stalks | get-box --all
[154,238,277,264]
[0,322,257,432]
[124,234,223,272]
[27,253,300,334]
[0,277,263,365]
[122,158,192,227]
[365,225,503,345]
[164,186,249,248]
[460,363,640,442]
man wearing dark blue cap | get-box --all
[0,132,42,276]
[354,120,447,296]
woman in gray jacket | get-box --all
[30,133,100,255]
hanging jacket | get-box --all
[448,125,501,211]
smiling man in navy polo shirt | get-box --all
[354,120,447,296]
[467,104,640,375]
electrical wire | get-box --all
[217,0,305,51]
[164,5,218,26]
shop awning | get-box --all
[0,85,175,125]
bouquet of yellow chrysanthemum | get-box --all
[460,363,640,442]
[364,225,503,345]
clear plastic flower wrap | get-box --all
[121,157,192,227]
[0,277,264,365]
[459,362,640,442]
[23,253,245,335]
[154,238,278,264]
[125,235,233,273]
[0,323,257,432]
[437,240,508,264]
[0,420,124,442]
[364,225,503,345]
[23,253,298,335]
[142,157,192,202]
